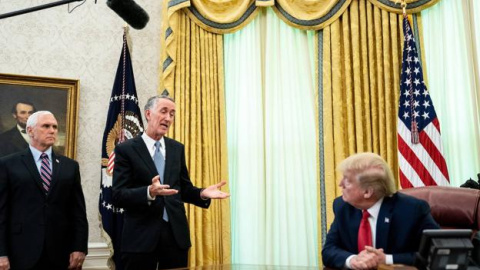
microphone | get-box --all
[107,0,149,30]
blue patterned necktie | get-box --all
[40,153,52,193]
[154,141,168,221]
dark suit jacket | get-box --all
[0,127,28,158]
[322,193,439,268]
[0,148,88,269]
[112,135,210,253]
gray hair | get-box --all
[144,94,175,111]
[26,111,54,129]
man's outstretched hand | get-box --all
[201,181,230,199]
[149,175,179,197]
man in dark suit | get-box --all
[113,94,230,270]
[0,111,88,270]
[0,101,36,158]
[322,152,439,270]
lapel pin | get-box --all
[385,217,390,223]
[56,159,59,163]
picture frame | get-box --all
[0,73,79,159]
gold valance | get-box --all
[166,0,440,34]
[160,0,441,94]
[181,0,351,33]
[191,0,254,23]
[185,0,261,34]
[367,0,441,14]
[271,0,351,31]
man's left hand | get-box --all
[68,251,86,270]
[364,246,386,265]
[201,181,230,199]
[350,251,377,270]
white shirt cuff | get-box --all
[147,185,156,200]
[345,254,356,269]
[386,254,393,264]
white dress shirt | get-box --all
[142,133,166,160]
[142,133,166,201]
[29,145,53,173]
[18,124,30,143]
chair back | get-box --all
[399,186,480,230]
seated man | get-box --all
[322,152,439,270]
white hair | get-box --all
[26,111,54,129]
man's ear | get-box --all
[363,187,374,199]
[26,127,33,137]
[144,110,150,121]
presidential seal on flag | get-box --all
[102,111,143,177]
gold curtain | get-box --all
[163,10,231,267]
[320,0,403,255]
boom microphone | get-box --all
[107,0,149,30]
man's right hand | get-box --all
[149,175,178,197]
[350,250,378,270]
[364,246,386,265]
[0,256,10,270]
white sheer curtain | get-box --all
[421,0,480,186]
[472,0,480,110]
[224,8,318,267]
[224,11,267,265]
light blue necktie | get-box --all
[154,141,168,221]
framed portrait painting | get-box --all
[0,73,79,159]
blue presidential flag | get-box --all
[99,30,144,270]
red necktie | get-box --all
[358,210,372,252]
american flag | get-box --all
[397,15,450,188]
[99,29,144,270]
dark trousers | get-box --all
[27,247,66,270]
[10,244,65,270]
[123,220,189,270]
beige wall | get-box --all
[0,0,163,242]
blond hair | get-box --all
[338,152,396,198]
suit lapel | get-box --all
[376,196,394,249]
[12,128,28,149]
[132,136,158,176]
[350,208,363,251]
[21,149,45,195]
[163,137,175,185]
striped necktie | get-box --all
[40,153,52,193]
